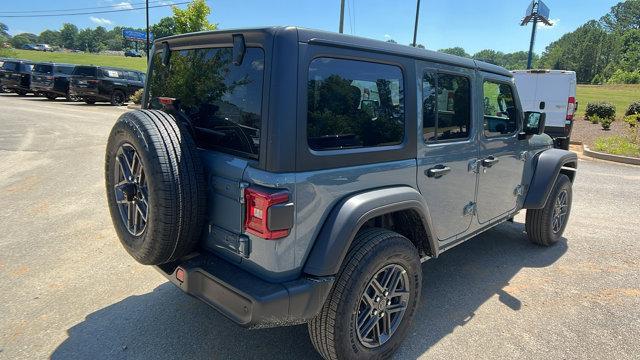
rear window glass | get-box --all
[56,66,75,75]
[73,67,97,77]
[307,58,404,151]
[147,47,264,159]
[2,62,17,71]
[34,64,53,74]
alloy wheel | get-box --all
[113,143,148,236]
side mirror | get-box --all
[232,34,246,66]
[522,111,546,136]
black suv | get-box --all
[0,59,35,96]
[30,63,78,101]
[69,65,146,106]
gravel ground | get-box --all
[0,93,639,360]
[571,117,632,146]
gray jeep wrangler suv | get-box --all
[105,27,577,360]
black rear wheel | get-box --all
[84,98,96,105]
[45,93,57,100]
[309,228,421,360]
[111,90,126,106]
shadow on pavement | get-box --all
[51,222,566,360]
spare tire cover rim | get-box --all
[114,142,149,236]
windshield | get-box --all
[147,47,264,159]
[34,64,54,74]
[73,66,97,77]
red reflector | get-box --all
[175,267,185,282]
[244,188,289,240]
[158,97,175,105]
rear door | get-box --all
[146,45,266,262]
[533,72,572,128]
[476,73,526,224]
[417,63,478,242]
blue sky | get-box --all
[2,0,620,54]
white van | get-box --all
[512,70,577,149]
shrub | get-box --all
[624,114,639,128]
[626,101,640,116]
[129,88,144,105]
[594,136,640,157]
[607,69,640,85]
[590,115,602,124]
[585,102,616,121]
[600,117,614,130]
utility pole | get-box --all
[145,0,150,60]
[339,0,345,33]
[520,0,552,69]
[412,0,421,47]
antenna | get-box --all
[412,0,421,47]
[521,0,553,69]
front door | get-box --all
[417,65,478,242]
[476,74,526,224]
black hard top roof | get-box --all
[156,26,512,78]
[75,64,144,73]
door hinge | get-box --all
[239,181,249,204]
[468,159,480,173]
[463,202,477,217]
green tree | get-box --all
[10,33,38,48]
[152,17,177,39]
[601,0,640,32]
[438,47,470,58]
[172,0,217,34]
[473,49,504,65]
[39,30,61,46]
[75,28,95,52]
[60,23,78,49]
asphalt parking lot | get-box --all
[0,93,639,360]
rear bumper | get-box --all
[155,253,334,328]
[544,124,572,139]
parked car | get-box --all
[512,70,577,150]
[30,63,78,101]
[69,65,146,106]
[0,59,35,95]
[124,49,143,57]
[21,44,37,51]
[34,43,53,52]
[104,27,578,360]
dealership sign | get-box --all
[122,29,154,42]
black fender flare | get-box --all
[523,148,577,209]
[303,186,437,277]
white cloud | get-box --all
[113,2,133,10]
[384,34,392,39]
[90,16,113,26]
[540,18,560,30]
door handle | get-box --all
[426,165,451,178]
[482,156,499,168]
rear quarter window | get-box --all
[56,66,75,75]
[73,67,98,77]
[2,62,18,71]
[307,57,404,151]
[34,64,53,74]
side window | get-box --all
[307,57,404,151]
[483,81,518,137]
[422,73,471,142]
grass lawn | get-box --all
[9,49,148,72]
[576,84,640,120]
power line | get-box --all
[0,2,189,18]
[0,0,169,14]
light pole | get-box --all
[412,0,421,47]
[145,0,150,60]
[520,0,552,69]
[339,0,345,33]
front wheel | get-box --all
[525,174,572,246]
[308,228,422,360]
[84,98,96,105]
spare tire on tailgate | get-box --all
[105,109,206,265]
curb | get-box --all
[583,144,640,165]
[127,104,141,110]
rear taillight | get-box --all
[244,188,290,240]
[566,96,576,121]
[87,79,99,84]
